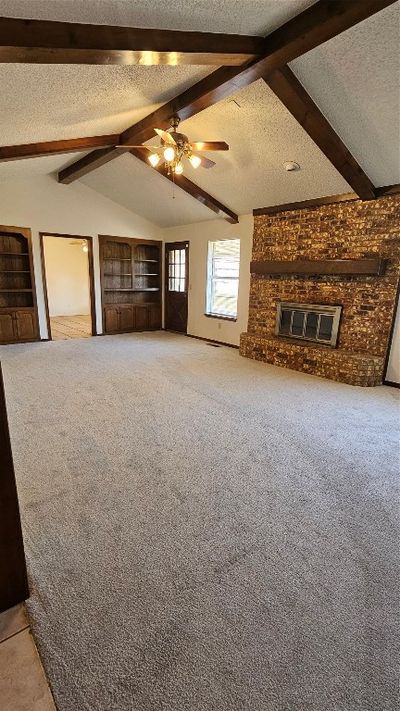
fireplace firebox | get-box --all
[276,302,342,347]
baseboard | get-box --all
[384,380,400,389]
[1,337,42,346]
[186,333,239,349]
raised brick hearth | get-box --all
[240,194,400,386]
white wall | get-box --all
[163,215,253,346]
[43,236,90,317]
[386,297,400,384]
[0,175,162,338]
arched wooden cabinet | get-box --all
[99,235,162,334]
[0,226,39,345]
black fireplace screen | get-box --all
[276,302,342,347]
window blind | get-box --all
[206,239,240,318]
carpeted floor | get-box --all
[1,332,399,711]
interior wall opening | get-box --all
[41,234,94,341]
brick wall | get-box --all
[240,194,400,386]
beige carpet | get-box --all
[0,332,399,711]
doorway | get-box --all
[40,233,96,341]
[165,241,189,333]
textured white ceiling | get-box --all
[82,153,217,226]
[0,0,316,35]
[291,3,400,186]
[0,153,89,179]
[0,64,214,144]
[0,0,398,227]
[168,79,350,214]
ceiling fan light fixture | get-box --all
[174,161,184,175]
[148,152,160,167]
[189,154,202,169]
[163,146,175,162]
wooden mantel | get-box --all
[250,258,387,276]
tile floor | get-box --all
[50,314,92,340]
[0,604,56,711]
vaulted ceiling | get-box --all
[0,0,398,227]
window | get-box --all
[168,248,186,292]
[206,239,240,319]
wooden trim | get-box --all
[0,17,262,66]
[39,232,97,340]
[204,313,237,322]
[383,277,400,383]
[130,149,238,222]
[0,224,31,238]
[0,135,120,162]
[0,364,29,612]
[253,192,360,216]
[59,0,396,183]
[375,183,400,197]
[250,259,387,276]
[98,234,161,246]
[185,332,239,349]
[253,182,400,215]
[384,380,400,389]
[264,67,375,200]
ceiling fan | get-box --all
[70,239,88,252]
[115,115,229,175]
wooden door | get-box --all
[0,312,17,343]
[0,365,29,611]
[165,242,189,333]
[104,305,120,333]
[119,305,135,332]
[14,310,37,341]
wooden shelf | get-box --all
[104,257,131,261]
[0,228,38,343]
[100,235,162,334]
[250,258,387,276]
[0,252,29,256]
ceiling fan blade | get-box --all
[154,128,177,146]
[115,145,154,150]
[189,141,229,152]
[199,156,216,169]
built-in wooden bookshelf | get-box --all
[0,226,39,344]
[99,235,162,334]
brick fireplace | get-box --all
[240,194,400,386]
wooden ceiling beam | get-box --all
[0,17,263,66]
[253,182,400,216]
[59,0,395,184]
[0,134,120,162]
[264,66,376,200]
[130,149,238,223]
